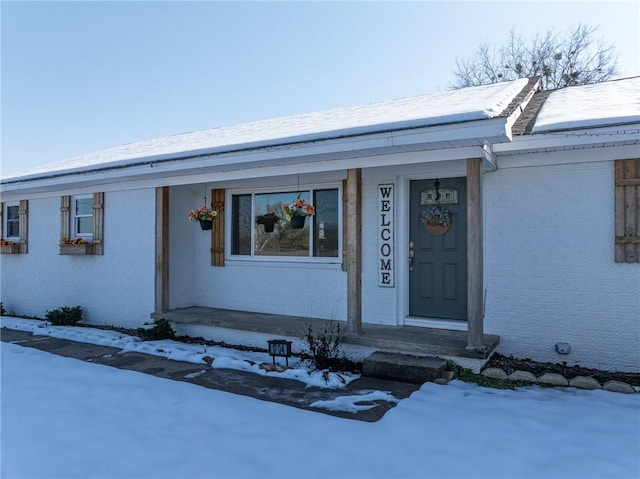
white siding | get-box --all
[193,260,346,320]
[168,178,347,321]
[168,185,197,308]
[0,189,156,328]
[484,160,640,372]
[3,154,636,373]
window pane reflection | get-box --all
[231,188,339,259]
[255,192,309,257]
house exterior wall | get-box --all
[0,189,156,328]
[168,185,197,309]
[484,159,640,372]
[168,177,348,321]
[3,151,636,373]
[166,162,469,326]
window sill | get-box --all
[225,257,342,269]
[59,244,95,255]
[0,244,22,254]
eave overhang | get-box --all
[493,124,640,157]
[1,116,511,196]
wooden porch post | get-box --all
[155,187,170,312]
[346,168,362,334]
[466,158,484,351]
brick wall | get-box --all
[0,189,156,328]
[484,160,639,372]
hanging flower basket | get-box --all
[290,215,306,229]
[188,205,217,231]
[198,219,213,230]
[421,206,451,236]
[256,213,280,233]
[282,198,315,229]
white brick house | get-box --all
[1,77,638,372]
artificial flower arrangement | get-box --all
[0,240,16,246]
[281,198,315,220]
[187,206,218,222]
[60,237,91,245]
[422,205,451,226]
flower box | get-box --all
[0,244,22,254]
[59,243,95,255]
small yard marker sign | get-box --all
[267,339,292,366]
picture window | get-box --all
[231,188,339,260]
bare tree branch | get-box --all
[451,23,619,90]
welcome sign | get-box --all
[378,184,394,287]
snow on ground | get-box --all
[1,317,639,479]
[0,317,358,390]
[2,341,638,479]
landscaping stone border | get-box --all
[432,367,638,394]
[478,367,637,393]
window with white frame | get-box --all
[72,195,94,240]
[4,202,20,240]
[59,193,104,255]
[230,188,340,259]
[1,200,28,254]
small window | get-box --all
[73,196,94,240]
[0,200,27,254]
[231,188,339,260]
[60,193,104,255]
[4,203,20,239]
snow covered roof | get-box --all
[2,79,529,182]
[532,77,640,133]
[4,76,638,186]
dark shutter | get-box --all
[211,188,225,266]
[615,159,640,263]
[92,193,104,255]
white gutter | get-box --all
[493,124,640,155]
[1,117,511,195]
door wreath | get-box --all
[421,205,451,236]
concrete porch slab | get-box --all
[152,307,500,361]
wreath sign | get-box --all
[421,205,451,236]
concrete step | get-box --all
[363,351,447,384]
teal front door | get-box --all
[409,178,467,320]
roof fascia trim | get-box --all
[2,117,510,189]
[0,145,490,198]
[493,124,640,155]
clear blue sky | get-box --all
[2,1,638,177]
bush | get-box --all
[45,306,83,326]
[300,321,345,371]
[137,318,176,341]
[0,302,5,316]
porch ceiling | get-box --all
[151,307,500,360]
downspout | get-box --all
[480,142,497,342]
